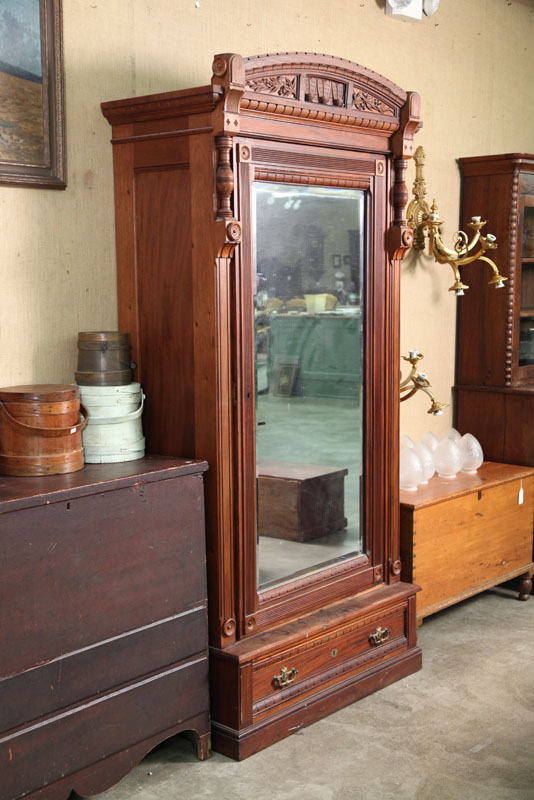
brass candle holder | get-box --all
[407,146,507,296]
[400,350,447,415]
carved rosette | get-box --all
[390,560,402,576]
[226,220,242,243]
[222,618,236,637]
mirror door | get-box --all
[252,181,366,588]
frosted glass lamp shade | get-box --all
[443,427,461,443]
[419,430,439,452]
[400,434,415,449]
[413,442,435,483]
[434,438,463,479]
[458,433,484,473]
[400,447,423,491]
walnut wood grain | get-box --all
[102,51,422,759]
[1,459,210,800]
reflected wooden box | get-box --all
[399,462,534,624]
[257,459,348,542]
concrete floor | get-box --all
[93,585,534,800]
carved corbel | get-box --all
[216,219,242,259]
[212,54,245,222]
[388,91,422,261]
[211,53,245,135]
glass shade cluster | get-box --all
[400,429,483,491]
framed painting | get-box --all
[0,0,65,188]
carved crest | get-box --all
[352,90,394,116]
[246,75,297,98]
[242,53,407,127]
[305,77,345,106]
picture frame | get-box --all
[272,355,299,397]
[0,0,66,188]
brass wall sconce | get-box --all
[407,146,508,296]
[400,350,447,416]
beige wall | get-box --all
[1,0,533,442]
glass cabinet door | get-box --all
[519,202,534,368]
[252,182,365,588]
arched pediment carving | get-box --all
[242,52,407,126]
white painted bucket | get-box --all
[79,383,145,463]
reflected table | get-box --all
[267,312,361,400]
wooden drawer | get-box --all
[252,602,408,719]
[1,655,209,800]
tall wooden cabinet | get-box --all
[456,154,534,465]
[102,52,422,759]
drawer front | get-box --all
[0,606,207,734]
[0,473,207,677]
[1,655,209,800]
[252,602,408,719]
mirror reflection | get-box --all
[253,182,365,588]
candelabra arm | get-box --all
[465,229,482,253]
[478,254,505,283]
[408,146,507,295]
[400,386,418,402]
[399,351,447,415]
[430,228,463,263]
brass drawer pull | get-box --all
[369,626,391,646]
[272,666,298,689]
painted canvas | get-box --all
[0,0,64,188]
[0,0,44,165]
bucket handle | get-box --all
[86,394,145,425]
[0,401,89,438]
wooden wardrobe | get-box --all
[102,52,422,759]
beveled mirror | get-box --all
[252,182,365,587]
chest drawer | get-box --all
[251,601,408,719]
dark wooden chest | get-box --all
[257,460,348,541]
[0,456,209,800]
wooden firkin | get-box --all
[400,461,534,624]
[257,459,348,542]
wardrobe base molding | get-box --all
[210,583,421,760]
